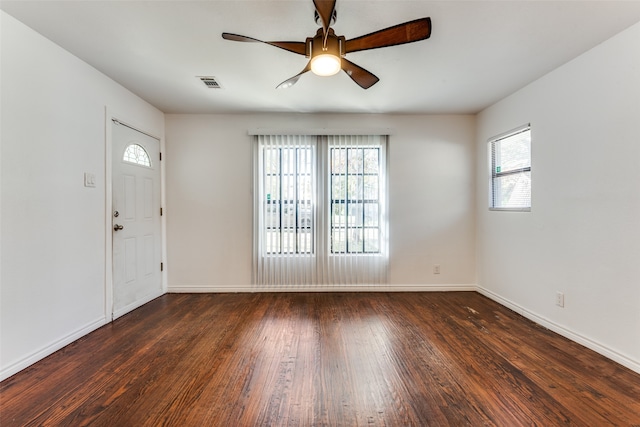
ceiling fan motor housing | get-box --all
[306,28,346,58]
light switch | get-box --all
[84,172,96,188]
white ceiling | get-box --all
[3,0,640,114]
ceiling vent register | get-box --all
[199,76,222,89]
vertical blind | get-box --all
[253,134,389,287]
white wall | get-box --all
[165,114,476,291]
[476,21,640,372]
[0,11,165,380]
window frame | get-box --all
[488,124,532,212]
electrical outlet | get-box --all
[556,292,565,307]
[433,264,441,274]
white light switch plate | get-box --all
[84,172,96,188]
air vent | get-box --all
[198,76,222,89]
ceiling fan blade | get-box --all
[276,63,312,89]
[345,17,431,54]
[313,0,336,39]
[222,33,307,55]
[341,59,379,89]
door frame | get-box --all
[105,107,166,321]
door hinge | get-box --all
[160,207,163,216]
[161,262,164,272]
[159,152,162,161]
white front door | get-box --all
[112,121,162,318]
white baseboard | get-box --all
[167,284,477,293]
[112,289,165,320]
[0,316,107,382]
[476,286,640,375]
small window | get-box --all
[123,144,151,167]
[489,125,531,210]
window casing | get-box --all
[489,125,531,211]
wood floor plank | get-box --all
[2,292,639,426]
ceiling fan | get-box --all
[222,0,431,89]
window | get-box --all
[254,134,388,287]
[263,143,314,254]
[330,145,381,254]
[123,144,151,167]
[489,125,531,210]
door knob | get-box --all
[114,224,124,231]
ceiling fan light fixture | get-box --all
[310,53,341,76]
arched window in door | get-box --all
[123,144,151,167]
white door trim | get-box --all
[105,107,166,321]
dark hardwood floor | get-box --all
[2,292,639,426]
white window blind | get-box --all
[489,125,531,210]
[253,134,388,287]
